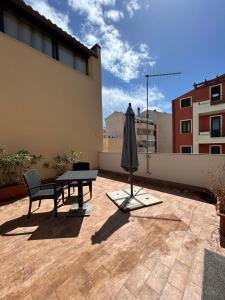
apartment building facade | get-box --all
[172,74,225,154]
[0,0,102,176]
[104,109,172,153]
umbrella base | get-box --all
[107,187,162,212]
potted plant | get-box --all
[209,166,225,236]
[46,150,81,175]
[0,146,41,203]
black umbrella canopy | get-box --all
[121,103,138,197]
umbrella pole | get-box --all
[130,171,134,198]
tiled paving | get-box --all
[0,173,225,300]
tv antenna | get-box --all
[145,71,181,175]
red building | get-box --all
[172,74,225,154]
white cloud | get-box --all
[68,0,155,82]
[68,0,115,26]
[126,0,141,18]
[25,0,154,82]
[25,0,72,34]
[104,10,124,22]
[102,85,165,119]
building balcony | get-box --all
[136,135,156,141]
[194,99,225,115]
[199,131,225,143]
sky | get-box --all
[25,0,225,123]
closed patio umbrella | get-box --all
[121,103,139,198]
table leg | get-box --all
[68,180,92,217]
[78,181,83,208]
[68,181,70,200]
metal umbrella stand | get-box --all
[121,103,138,199]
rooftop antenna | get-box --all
[145,71,181,175]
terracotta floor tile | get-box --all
[124,264,151,296]
[159,283,182,300]
[137,284,159,300]
[183,283,201,300]
[0,174,224,300]
[146,262,170,294]
[116,286,136,300]
[168,260,190,292]
[188,258,203,288]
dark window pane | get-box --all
[211,85,221,101]
[43,35,52,57]
[181,97,191,108]
[181,120,191,133]
[19,21,32,46]
[75,55,87,74]
[32,30,43,52]
[211,116,221,137]
[58,44,74,68]
[4,11,18,39]
[181,147,192,153]
[211,146,221,154]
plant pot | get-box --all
[216,202,225,236]
[0,183,27,204]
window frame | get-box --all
[210,145,222,154]
[180,96,192,109]
[210,83,222,102]
[180,119,192,134]
[210,115,222,137]
[180,145,192,154]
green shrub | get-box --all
[0,146,41,187]
[51,150,81,175]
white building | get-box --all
[104,108,172,153]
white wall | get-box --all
[99,152,225,188]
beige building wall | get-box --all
[103,138,123,152]
[156,113,172,153]
[0,33,102,178]
[105,112,125,138]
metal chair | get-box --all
[23,170,64,218]
[68,162,92,198]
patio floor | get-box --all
[0,173,225,300]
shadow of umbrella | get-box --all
[91,210,130,244]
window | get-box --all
[4,11,18,39]
[20,21,32,46]
[42,35,52,57]
[181,120,192,133]
[181,146,192,154]
[137,128,154,135]
[75,55,87,74]
[58,44,74,68]
[211,116,221,137]
[3,10,53,58]
[32,30,43,52]
[58,44,88,74]
[211,85,221,101]
[3,10,88,74]
[210,145,221,154]
[180,97,191,108]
